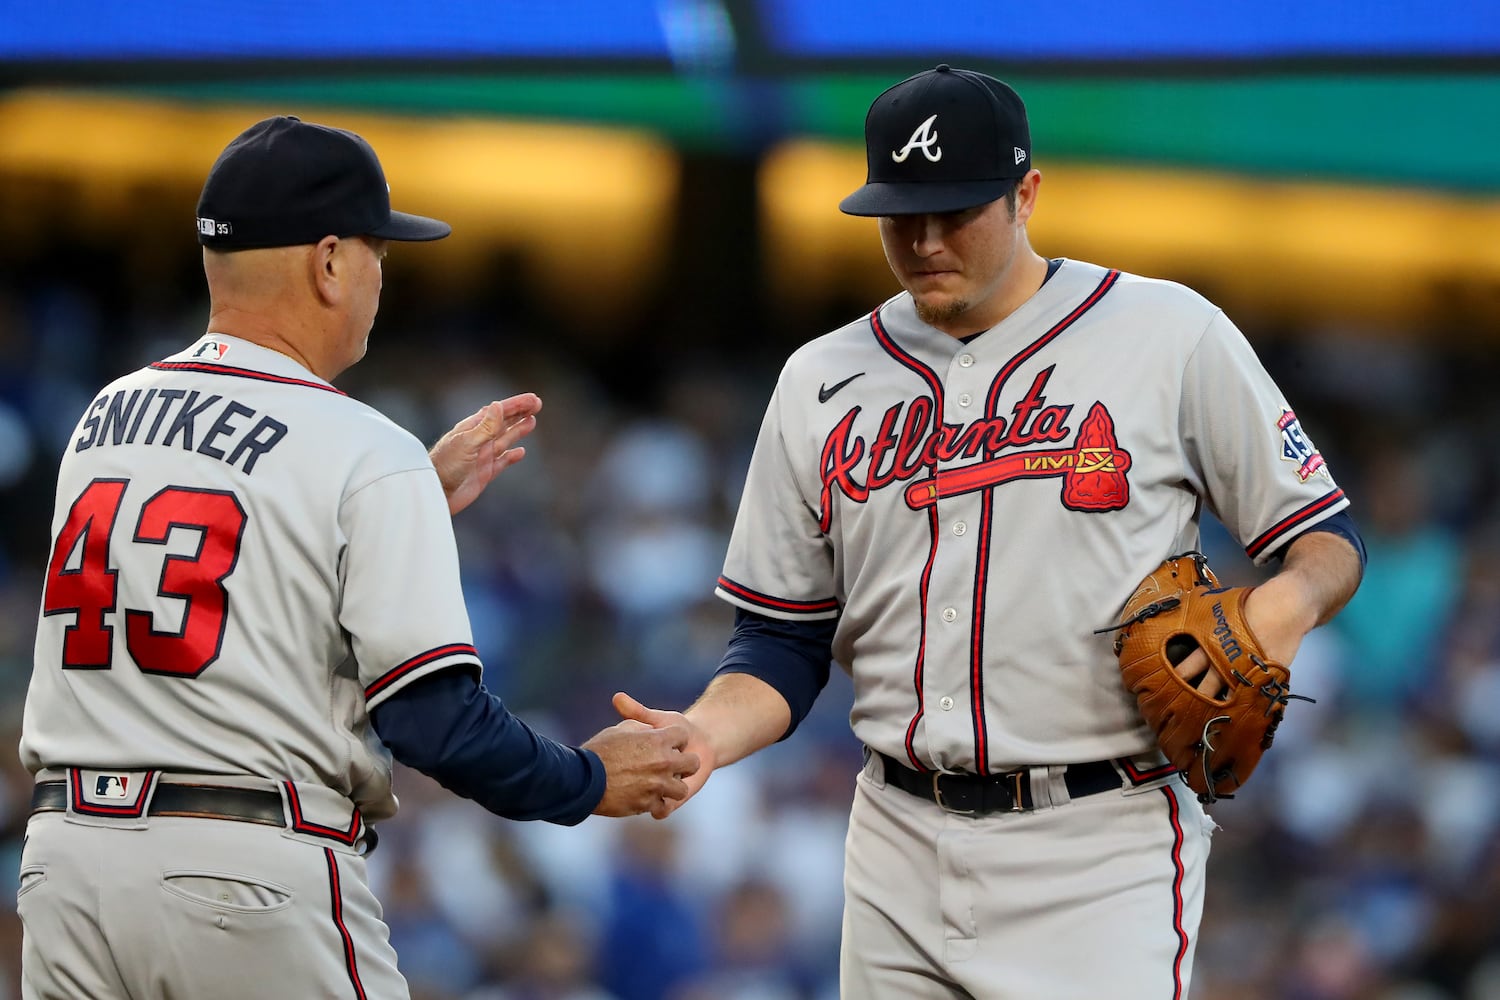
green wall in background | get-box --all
[793,73,1500,191]
[127,71,1500,192]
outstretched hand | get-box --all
[429,393,542,516]
[613,691,718,818]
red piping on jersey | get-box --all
[284,782,362,846]
[968,269,1122,773]
[149,361,347,395]
[1162,785,1189,1000]
[1245,489,1346,559]
[869,308,946,772]
[902,502,942,772]
[364,643,479,700]
[980,272,1121,418]
[67,768,157,817]
[716,575,840,615]
[325,849,369,1000]
[968,487,996,772]
[1120,758,1178,785]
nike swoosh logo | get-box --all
[818,372,866,403]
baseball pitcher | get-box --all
[617,66,1366,999]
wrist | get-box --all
[1244,577,1317,664]
[681,707,727,766]
[1260,574,1319,633]
[686,710,777,771]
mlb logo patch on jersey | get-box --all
[1277,409,1328,482]
[95,774,129,798]
[70,768,155,819]
[191,338,230,361]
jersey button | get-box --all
[958,354,975,368]
[941,607,958,622]
[940,696,955,711]
[952,522,967,536]
[958,393,972,407]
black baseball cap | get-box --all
[195,116,451,249]
[839,65,1032,217]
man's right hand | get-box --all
[583,720,700,819]
[611,692,719,818]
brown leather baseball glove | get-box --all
[1102,552,1313,804]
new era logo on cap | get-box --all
[841,64,1032,217]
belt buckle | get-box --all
[1005,769,1026,813]
[930,773,975,815]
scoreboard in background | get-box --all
[1,0,1497,63]
[0,1,675,59]
[1,0,1495,191]
[762,0,1500,61]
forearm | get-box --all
[1267,529,1363,627]
[371,670,605,825]
[1246,529,1363,665]
[685,672,793,769]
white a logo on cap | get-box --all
[892,115,942,164]
[1015,146,1027,165]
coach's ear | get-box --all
[309,234,344,308]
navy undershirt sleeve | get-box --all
[370,669,606,826]
[715,608,836,740]
[1272,508,1367,573]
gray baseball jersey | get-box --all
[716,259,1346,774]
[23,333,480,821]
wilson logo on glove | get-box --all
[1097,552,1314,804]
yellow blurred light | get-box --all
[761,140,1500,335]
[0,90,681,323]
[5,94,1499,337]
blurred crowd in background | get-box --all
[0,239,1497,1000]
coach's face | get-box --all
[878,170,1041,338]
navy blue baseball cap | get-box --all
[195,116,451,249]
[840,65,1032,217]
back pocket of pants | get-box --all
[162,870,293,912]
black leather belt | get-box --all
[31,781,286,827]
[877,752,1123,815]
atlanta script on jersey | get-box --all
[24,335,482,820]
[715,259,1347,775]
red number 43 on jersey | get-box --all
[43,477,247,678]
